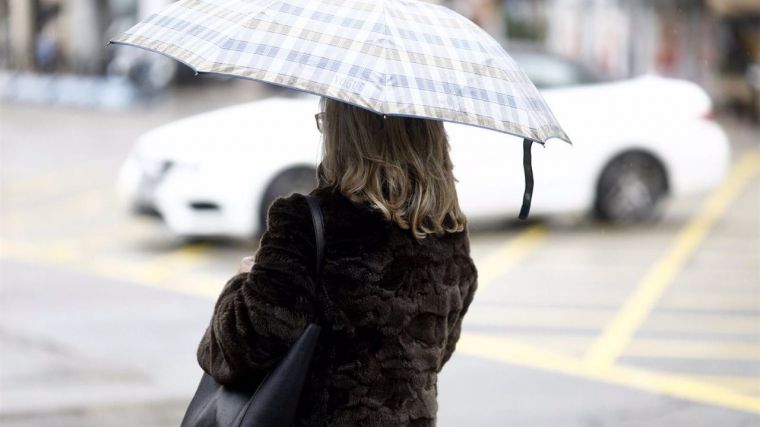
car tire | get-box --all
[258,166,318,234]
[594,152,668,223]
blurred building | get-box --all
[710,0,760,120]
[1,0,191,104]
[2,0,758,118]
[445,0,505,38]
[496,0,718,83]
[543,0,758,95]
[2,0,174,74]
[495,0,759,119]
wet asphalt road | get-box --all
[1,81,759,426]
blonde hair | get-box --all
[317,97,466,240]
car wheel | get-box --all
[594,152,668,223]
[259,166,318,233]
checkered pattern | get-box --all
[109,0,570,144]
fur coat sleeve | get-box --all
[196,194,318,388]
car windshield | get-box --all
[511,52,604,89]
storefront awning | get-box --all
[709,0,760,15]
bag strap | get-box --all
[305,194,337,419]
[305,194,333,327]
[305,195,325,278]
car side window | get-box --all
[514,53,600,89]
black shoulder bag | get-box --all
[181,194,326,427]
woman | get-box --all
[196,96,479,426]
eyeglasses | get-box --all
[315,112,325,133]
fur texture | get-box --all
[197,185,478,426]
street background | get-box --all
[1,0,759,426]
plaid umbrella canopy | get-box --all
[108,0,571,218]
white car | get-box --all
[118,52,730,239]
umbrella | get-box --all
[108,0,571,219]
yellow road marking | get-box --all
[584,150,760,369]
[657,291,760,311]
[625,338,760,361]
[505,333,756,366]
[0,166,93,196]
[71,217,163,250]
[465,306,609,328]
[458,333,760,414]
[1,222,545,302]
[475,224,547,289]
[465,307,760,335]
[0,238,224,299]
[684,374,760,393]
[1,187,115,231]
[474,333,593,356]
[644,312,760,335]
[88,256,223,299]
[483,292,627,306]
[141,241,214,281]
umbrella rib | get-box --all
[380,0,428,117]
[424,3,477,124]
[199,0,282,73]
[380,1,391,114]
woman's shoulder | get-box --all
[310,186,473,245]
[266,186,386,234]
[265,192,311,229]
[271,187,472,255]
[309,186,388,225]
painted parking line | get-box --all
[642,311,760,336]
[656,290,760,311]
[0,238,225,300]
[1,186,116,231]
[624,338,760,361]
[1,219,548,303]
[465,307,760,336]
[685,374,760,394]
[139,241,215,282]
[474,224,547,290]
[477,330,760,363]
[583,149,760,369]
[65,216,164,251]
[458,332,760,414]
[87,256,224,299]
[464,306,610,330]
[0,166,95,197]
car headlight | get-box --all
[139,157,174,180]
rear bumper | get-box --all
[667,119,731,197]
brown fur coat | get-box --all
[197,185,478,426]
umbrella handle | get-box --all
[518,138,533,220]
